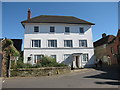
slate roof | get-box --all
[94,35,115,47]
[21,15,95,25]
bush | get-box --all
[40,56,66,67]
[12,55,67,69]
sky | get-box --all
[2,2,118,42]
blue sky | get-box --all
[2,2,118,42]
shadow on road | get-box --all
[84,65,120,85]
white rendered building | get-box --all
[21,9,95,68]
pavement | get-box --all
[1,65,120,88]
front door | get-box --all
[76,56,79,68]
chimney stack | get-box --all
[27,8,31,20]
[102,33,106,38]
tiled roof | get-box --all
[21,15,95,25]
[94,35,115,47]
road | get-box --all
[2,66,120,88]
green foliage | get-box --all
[2,39,13,50]
[40,56,66,67]
[12,55,67,69]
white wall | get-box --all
[23,23,94,66]
[24,23,93,48]
[24,48,94,65]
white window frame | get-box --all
[82,54,89,62]
[31,40,41,48]
[50,26,55,33]
[48,40,57,48]
[64,54,70,60]
[65,27,70,33]
[34,26,39,32]
[51,55,57,61]
[79,40,87,47]
[34,54,44,63]
[79,27,84,34]
[64,40,73,47]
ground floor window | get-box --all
[51,55,56,61]
[27,57,31,61]
[82,54,88,61]
[34,55,44,63]
[64,54,70,60]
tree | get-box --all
[2,39,20,77]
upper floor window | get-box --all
[64,40,73,47]
[83,54,88,61]
[32,40,41,48]
[48,40,57,47]
[50,26,55,33]
[65,27,70,33]
[79,27,84,33]
[34,26,39,32]
[79,40,87,47]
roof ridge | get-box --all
[40,15,74,17]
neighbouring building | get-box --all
[21,9,95,68]
[11,39,22,51]
[94,29,120,65]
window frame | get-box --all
[31,40,41,48]
[82,54,89,62]
[34,54,44,63]
[64,40,73,47]
[64,54,70,60]
[79,40,87,47]
[48,40,57,48]
[34,26,39,32]
[111,47,114,54]
[50,26,55,33]
[79,27,84,34]
[65,27,70,33]
[51,55,57,61]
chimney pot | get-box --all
[102,33,106,38]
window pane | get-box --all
[65,27,70,33]
[50,27,55,32]
[34,40,39,47]
[32,40,41,47]
[64,54,70,60]
[83,54,88,61]
[51,55,56,60]
[80,27,84,33]
[48,40,57,47]
[64,40,72,47]
[34,26,39,32]
[34,55,44,63]
[79,40,87,47]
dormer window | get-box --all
[34,26,39,32]
[80,27,84,33]
[50,26,55,33]
[65,27,70,33]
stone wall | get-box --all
[10,67,71,77]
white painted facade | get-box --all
[23,23,95,68]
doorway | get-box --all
[76,56,80,68]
